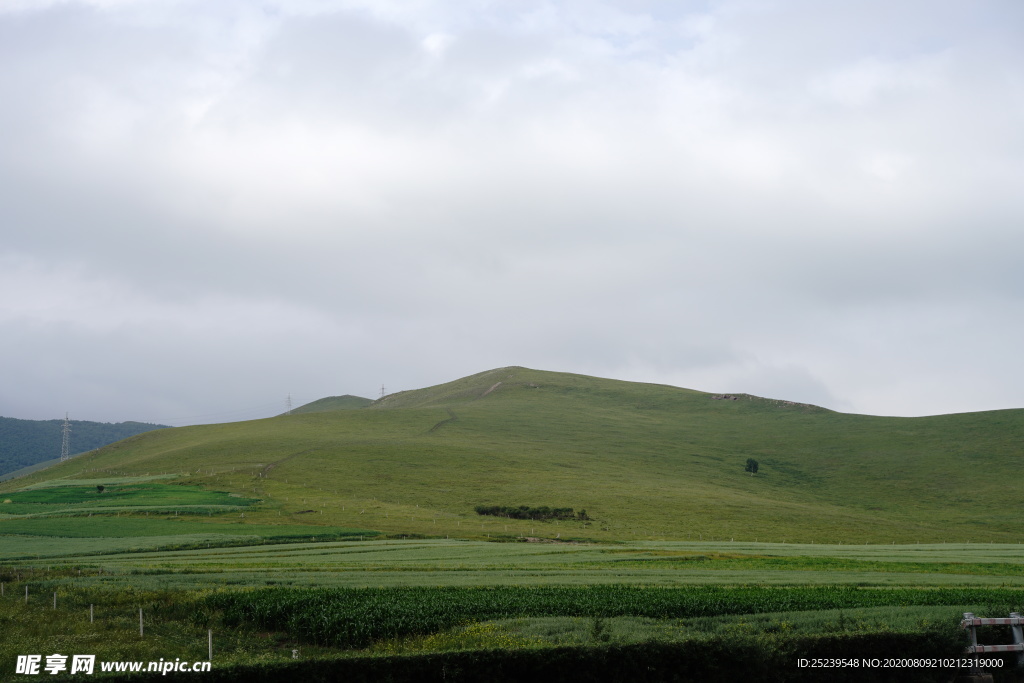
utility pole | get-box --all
[60,413,71,462]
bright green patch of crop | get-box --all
[0,483,256,518]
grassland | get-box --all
[3,366,1022,546]
[1,367,1022,680]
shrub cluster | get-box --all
[473,505,588,521]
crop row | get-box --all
[205,585,1024,648]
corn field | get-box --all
[205,585,1024,648]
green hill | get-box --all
[2,367,1022,544]
[0,416,169,478]
[288,395,373,414]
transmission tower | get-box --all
[285,394,293,415]
[380,384,387,399]
[60,413,71,462]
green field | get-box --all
[1,367,1022,680]
[6,538,1024,587]
[0,482,257,517]
[2,543,1022,681]
[3,539,1022,680]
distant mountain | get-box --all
[0,416,169,478]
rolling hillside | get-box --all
[2,367,1022,544]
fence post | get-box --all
[208,629,212,661]
[139,608,143,637]
[964,612,978,672]
[1012,613,1024,668]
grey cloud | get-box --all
[1,0,1022,422]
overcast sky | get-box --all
[1,0,1022,425]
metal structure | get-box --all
[60,413,71,462]
[961,612,1024,667]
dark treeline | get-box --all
[474,505,589,521]
[0,416,169,477]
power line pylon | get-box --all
[60,413,71,462]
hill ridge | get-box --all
[2,366,1022,544]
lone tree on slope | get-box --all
[744,458,759,476]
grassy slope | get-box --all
[289,395,373,414]
[1,366,1022,543]
[0,457,61,483]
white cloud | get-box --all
[810,53,947,107]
